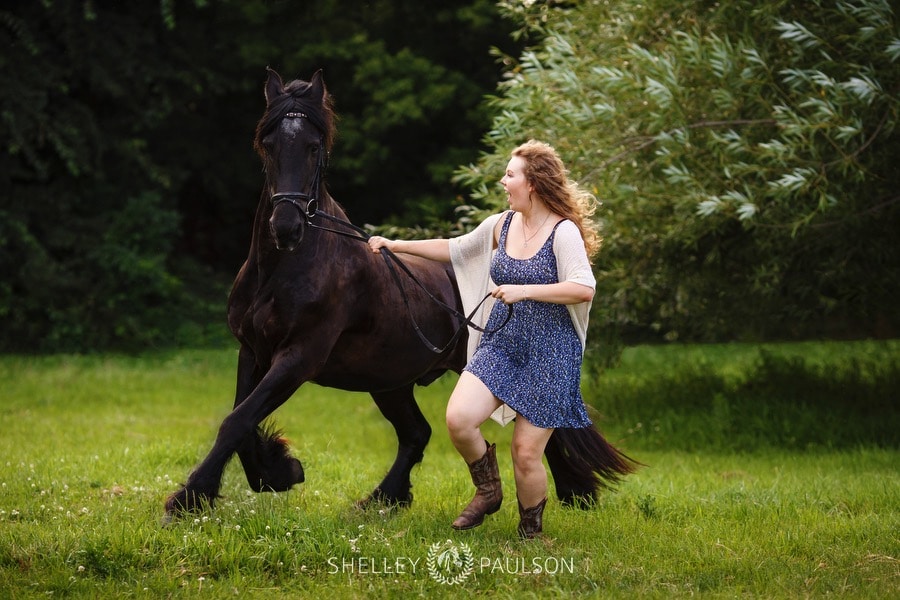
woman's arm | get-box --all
[367,236,451,263]
[491,281,594,305]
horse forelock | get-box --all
[254,79,335,153]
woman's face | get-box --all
[501,156,531,211]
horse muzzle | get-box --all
[270,194,316,251]
[269,216,304,251]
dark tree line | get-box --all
[4,0,896,355]
[1,0,522,352]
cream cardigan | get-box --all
[449,210,596,358]
[448,211,596,425]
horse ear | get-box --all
[309,69,326,102]
[265,67,285,105]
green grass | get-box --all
[0,343,898,598]
[586,340,900,451]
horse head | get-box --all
[254,69,335,251]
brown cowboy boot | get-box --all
[517,497,547,539]
[451,442,503,530]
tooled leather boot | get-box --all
[517,497,547,539]
[451,441,503,530]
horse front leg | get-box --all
[164,358,305,519]
[236,422,305,493]
[231,346,304,493]
[357,385,432,509]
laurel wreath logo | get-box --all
[426,540,474,585]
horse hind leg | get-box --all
[357,386,431,509]
[237,422,305,493]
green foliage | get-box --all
[455,0,900,343]
[4,0,898,351]
[0,0,516,352]
[0,1,227,352]
[270,0,520,227]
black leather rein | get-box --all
[301,207,512,355]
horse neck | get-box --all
[317,193,347,221]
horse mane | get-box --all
[253,76,336,155]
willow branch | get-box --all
[591,118,778,172]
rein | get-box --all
[269,110,510,354]
[308,208,512,354]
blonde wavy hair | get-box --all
[511,140,601,259]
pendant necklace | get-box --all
[522,211,552,247]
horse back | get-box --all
[226,239,467,391]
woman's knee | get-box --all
[511,424,553,467]
[445,373,497,436]
[445,396,480,438]
[445,404,471,438]
[511,438,543,467]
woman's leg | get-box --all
[511,417,554,538]
[445,371,501,463]
[446,372,504,530]
[510,417,554,508]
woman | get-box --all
[368,140,601,539]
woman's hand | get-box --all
[367,236,392,254]
[366,237,451,262]
[491,284,529,305]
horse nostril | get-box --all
[267,216,304,251]
[268,222,281,245]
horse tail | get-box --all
[544,425,642,507]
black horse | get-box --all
[164,69,635,519]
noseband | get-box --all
[270,111,327,221]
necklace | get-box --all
[522,211,552,247]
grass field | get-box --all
[0,342,897,598]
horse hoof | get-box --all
[249,458,305,493]
[355,490,412,511]
[290,457,305,484]
[164,487,215,517]
[160,510,177,527]
[558,491,596,510]
[161,498,188,527]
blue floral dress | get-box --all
[464,213,592,429]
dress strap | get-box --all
[545,218,569,245]
[497,211,515,252]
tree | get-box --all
[0,0,518,352]
[246,0,520,227]
[162,0,523,271]
[455,0,900,345]
[0,1,221,351]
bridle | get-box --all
[270,111,326,220]
[267,110,511,355]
